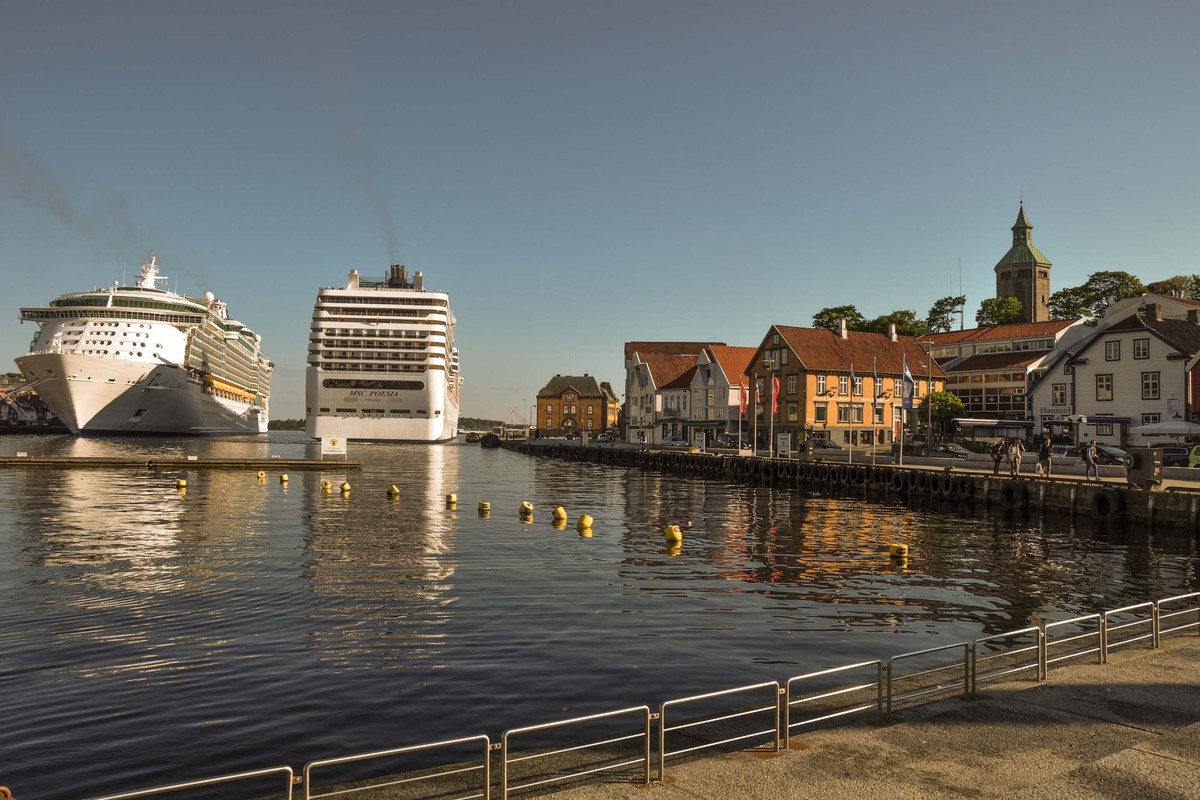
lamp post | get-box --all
[764,356,778,458]
[529,402,536,440]
[919,339,935,440]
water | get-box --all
[1,434,1196,799]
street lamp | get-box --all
[530,402,536,440]
[764,356,778,457]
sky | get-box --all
[2,1,1198,422]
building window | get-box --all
[838,375,849,395]
[852,404,864,423]
[853,376,863,396]
[1105,341,1120,361]
[1096,421,1113,436]
[873,404,884,424]
[587,419,593,429]
[787,374,798,394]
[1096,374,1113,401]
[566,392,575,401]
[814,403,827,423]
[816,375,827,394]
[544,417,551,427]
[1134,338,1150,359]
[837,403,851,423]
[772,333,780,346]
[1052,383,1067,405]
[1142,372,1160,400]
[787,402,798,422]
[587,404,594,415]
[545,404,552,413]
[1142,413,1161,425]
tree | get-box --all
[976,297,1023,326]
[1146,275,1200,299]
[916,390,966,437]
[1050,270,1146,320]
[863,309,929,338]
[811,305,865,332]
[927,295,967,333]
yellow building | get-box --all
[536,374,619,437]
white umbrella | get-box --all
[1130,418,1200,436]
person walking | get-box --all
[1083,439,1100,481]
[1008,438,1024,476]
[1037,435,1053,477]
[991,439,1005,475]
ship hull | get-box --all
[305,368,459,443]
[16,353,268,436]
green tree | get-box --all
[915,390,966,437]
[975,296,1023,326]
[1146,275,1200,299]
[1049,285,1093,320]
[926,295,967,333]
[863,309,929,338]
[812,305,865,332]
[1050,270,1146,320]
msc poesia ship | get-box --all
[306,264,461,443]
[15,254,272,436]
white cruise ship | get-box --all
[305,264,461,443]
[15,254,272,436]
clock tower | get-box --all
[994,202,1052,323]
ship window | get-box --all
[336,407,356,413]
[319,407,330,412]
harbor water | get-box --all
[1,434,1197,799]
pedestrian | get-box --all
[991,440,1004,475]
[1083,439,1099,481]
[1008,438,1024,476]
[1037,435,1053,477]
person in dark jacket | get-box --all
[1037,435,1053,476]
[991,440,1005,475]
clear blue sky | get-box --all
[3,1,1198,421]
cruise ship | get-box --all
[305,264,461,442]
[15,254,272,435]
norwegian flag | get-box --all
[772,376,780,413]
[739,379,748,414]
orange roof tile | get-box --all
[624,341,722,361]
[706,345,757,382]
[924,319,1078,345]
[772,325,947,378]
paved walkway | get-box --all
[548,635,1200,800]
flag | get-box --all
[902,356,915,409]
[772,376,780,413]
[872,359,879,413]
[739,379,747,414]
[849,363,856,395]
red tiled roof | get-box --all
[924,319,1079,345]
[772,326,946,378]
[659,365,698,391]
[638,353,698,388]
[706,345,757,382]
[945,352,1041,372]
[624,341,722,361]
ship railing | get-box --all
[82,592,1200,800]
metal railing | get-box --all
[659,681,781,780]
[783,661,883,747]
[886,643,970,715]
[87,766,294,800]
[304,735,491,800]
[84,592,1200,800]
[500,706,651,799]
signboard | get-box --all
[776,433,791,458]
[693,431,706,452]
[320,436,348,458]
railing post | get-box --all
[963,643,972,701]
[884,660,893,719]
[1037,625,1047,682]
[1152,603,1161,649]
[1099,615,1108,664]
[875,662,884,724]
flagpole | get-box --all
[752,381,758,457]
[899,355,906,467]
[872,357,878,466]
[848,362,854,466]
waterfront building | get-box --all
[744,320,945,450]
[535,374,619,438]
[995,202,1052,323]
[623,341,723,445]
[684,345,758,446]
[1028,302,1200,445]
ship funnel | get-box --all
[414,272,423,290]
[348,269,360,289]
[388,264,411,288]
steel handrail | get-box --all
[1157,592,1200,639]
[970,626,1042,697]
[1103,602,1156,657]
[304,735,490,800]
[1043,614,1102,671]
[659,681,780,780]
[87,766,294,800]
[886,643,969,716]
[783,660,883,746]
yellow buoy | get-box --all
[256,471,266,479]
[478,501,491,514]
[889,543,909,558]
[176,479,187,489]
[388,485,400,497]
[446,493,458,505]
[576,513,594,533]
[280,474,289,483]
[552,506,568,521]
[341,482,351,493]
[579,528,593,538]
[519,501,534,516]
[664,524,683,542]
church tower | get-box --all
[994,202,1051,323]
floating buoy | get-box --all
[889,543,909,558]
[664,524,683,542]
[320,480,332,491]
[553,506,568,521]
[387,485,400,498]
[519,501,534,516]
[579,528,593,538]
[256,471,266,479]
[341,482,351,493]
[576,513,593,533]
[478,501,491,515]
[176,479,187,489]
[280,474,289,484]
[446,493,458,506]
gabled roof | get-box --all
[1094,312,1200,357]
[924,319,1078,346]
[705,345,757,383]
[660,365,698,391]
[536,374,609,398]
[638,353,697,389]
[770,325,946,378]
[623,341,722,361]
[944,352,1042,373]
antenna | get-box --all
[959,257,964,330]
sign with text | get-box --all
[776,433,791,458]
[320,436,348,458]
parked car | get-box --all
[807,438,843,450]
[661,436,689,447]
[1188,445,1200,468]
[1153,445,1189,467]
[922,442,970,459]
[715,433,749,449]
[564,432,578,440]
[1070,443,1127,465]
[595,432,613,443]
[1050,444,1074,459]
